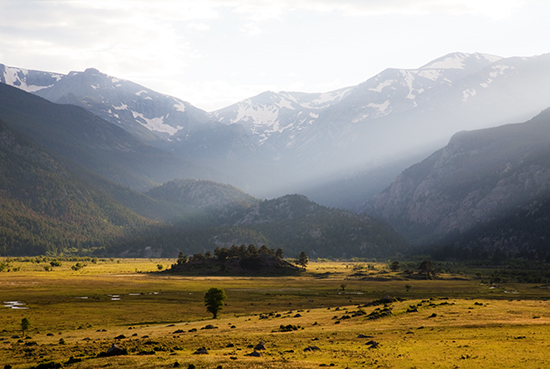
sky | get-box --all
[0,0,549,112]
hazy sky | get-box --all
[0,0,548,111]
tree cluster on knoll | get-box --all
[169,245,304,275]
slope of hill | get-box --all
[0,83,215,191]
[213,52,550,201]
[145,179,259,224]
[4,53,550,204]
[234,194,407,258]
[427,195,550,262]
[112,192,407,259]
[372,108,550,250]
[0,118,153,256]
[0,64,257,160]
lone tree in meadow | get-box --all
[204,287,227,319]
[418,260,436,279]
[390,260,400,272]
[296,251,309,269]
[21,318,30,336]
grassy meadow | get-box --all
[1,258,549,368]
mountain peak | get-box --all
[84,67,101,74]
[420,52,502,70]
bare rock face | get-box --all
[373,109,550,244]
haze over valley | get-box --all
[2,50,550,261]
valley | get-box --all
[2,2,550,367]
[1,258,549,368]
[2,52,550,263]
[1,54,550,369]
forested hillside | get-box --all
[0,83,212,192]
[0,119,153,255]
[0,108,405,258]
[111,194,406,259]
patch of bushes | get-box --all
[71,262,87,271]
[274,324,301,332]
[31,362,62,369]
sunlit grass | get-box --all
[1,258,549,368]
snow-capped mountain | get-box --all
[318,53,502,124]
[212,88,352,149]
[213,53,502,150]
[0,64,256,161]
[0,65,208,142]
[3,52,550,202]
[213,53,550,184]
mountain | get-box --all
[0,109,405,259]
[0,64,256,159]
[213,53,550,201]
[0,118,154,256]
[371,108,550,252]
[231,194,406,258]
[212,88,353,157]
[0,82,217,191]
[113,189,406,259]
[5,52,550,204]
[145,179,259,224]
[427,196,550,263]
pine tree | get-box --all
[204,288,227,319]
[296,251,309,269]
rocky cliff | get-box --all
[373,108,550,245]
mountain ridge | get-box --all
[3,52,550,204]
[0,82,220,191]
[372,108,550,248]
[0,117,154,255]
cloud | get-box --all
[187,23,211,31]
[209,0,527,19]
[0,0,543,112]
[239,23,263,36]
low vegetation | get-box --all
[0,258,549,369]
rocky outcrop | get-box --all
[373,108,550,244]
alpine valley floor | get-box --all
[1,259,549,368]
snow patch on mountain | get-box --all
[480,79,492,88]
[401,71,417,99]
[299,88,353,109]
[132,111,181,135]
[421,52,502,71]
[423,55,467,69]
[462,88,477,101]
[173,101,186,112]
[276,97,295,110]
[230,103,280,125]
[113,103,128,110]
[368,100,390,112]
[489,64,513,78]
[369,79,395,93]
[417,69,442,81]
[2,65,59,92]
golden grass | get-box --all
[1,258,549,368]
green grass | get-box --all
[1,258,549,368]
